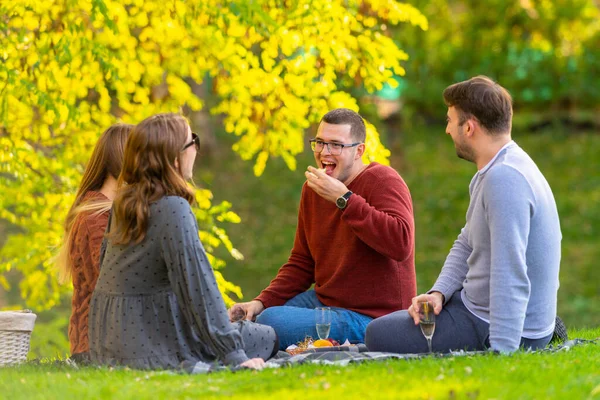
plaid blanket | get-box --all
[265,338,598,368]
[268,349,419,367]
[61,338,597,373]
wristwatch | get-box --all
[336,191,353,209]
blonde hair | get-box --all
[56,123,133,284]
[109,113,195,245]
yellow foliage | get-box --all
[0,0,426,311]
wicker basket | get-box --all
[0,310,37,366]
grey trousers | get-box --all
[365,291,552,354]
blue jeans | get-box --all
[255,290,373,350]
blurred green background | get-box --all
[1,0,599,358]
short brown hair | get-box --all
[443,75,513,135]
[321,108,366,142]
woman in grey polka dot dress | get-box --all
[88,113,277,371]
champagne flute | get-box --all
[315,307,332,340]
[418,301,436,353]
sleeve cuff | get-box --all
[223,349,249,366]
[254,293,283,309]
[428,286,454,306]
[489,340,518,354]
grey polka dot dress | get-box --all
[88,196,277,370]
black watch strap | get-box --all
[336,191,353,209]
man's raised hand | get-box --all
[305,166,348,203]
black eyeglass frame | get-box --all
[309,138,362,155]
[182,133,200,151]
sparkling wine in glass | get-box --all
[418,301,436,353]
[315,307,332,340]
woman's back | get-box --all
[91,197,214,368]
[89,196,277,370]
[68,190,110,355]
[94,197,175,296]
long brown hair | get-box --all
[56,123,133,284]
[109,113,195,245]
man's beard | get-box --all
[455,130,475,163]
[456,144,475,162]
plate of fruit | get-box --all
[285,337,353,355]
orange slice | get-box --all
[313,339,334,348]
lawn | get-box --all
[1,328,598,399]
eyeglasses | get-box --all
[182,133,200,151]
[309,138,362,155]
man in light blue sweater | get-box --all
[365,76,561,354]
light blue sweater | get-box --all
[431,141,561,352]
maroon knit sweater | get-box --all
[68,191,109,355]
[256,163,416,318]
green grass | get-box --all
[1,328,599,399]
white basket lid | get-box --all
[0,310,37,332]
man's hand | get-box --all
[240,358,266,370]
[305,166,348,203]
[407,292,444,325]
[228,300,265,322]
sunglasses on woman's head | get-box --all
[182,133,200,151]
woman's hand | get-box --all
[228,300,265,322]
[240,357,266,370]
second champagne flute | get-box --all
[418,301,436,353]
[315,307,332,340]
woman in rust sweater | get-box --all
[56,123,132,360]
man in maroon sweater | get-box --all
[229,108,416,349]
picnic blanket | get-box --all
[59,338,597,373]
[264,338,598,368]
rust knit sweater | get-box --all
[256,162,416,318]
[68,190,109,355]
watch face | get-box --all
[336,197,347,209]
